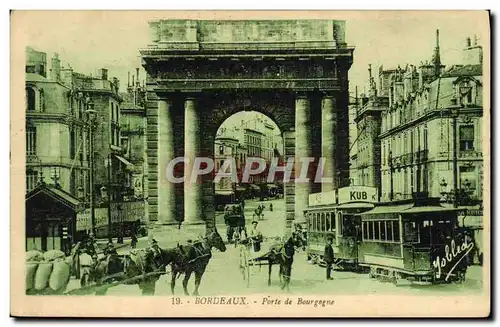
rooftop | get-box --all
[441,64,482,78]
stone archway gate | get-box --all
[140,19,354,233]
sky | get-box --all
[16,11,487,99]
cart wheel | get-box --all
[239,246,250,287]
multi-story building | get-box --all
[214,136,240,192]
[378,32,484,203]
[120,69,147,200]
[354,65,389,193]
[60,66,129,206]
[25,47,89,197]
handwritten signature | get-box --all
[432,238,474,281]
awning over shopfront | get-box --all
[114,155,134,170]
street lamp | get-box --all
[450,108,460,208]
[86,103,97,238]
[439,178,448,203]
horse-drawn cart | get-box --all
[237,236,287,288]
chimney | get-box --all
[136,68,140,86]
[132,75,135,87]
[466,37,471,48]
[99,68,108,80]
[50,53,61,81]
[128,72,130,87]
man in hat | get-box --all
[249,221,263,252]
[147,239,164,271]
[324,236,335,280]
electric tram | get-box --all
[304,186,378,270]
[357,195,469,284]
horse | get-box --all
[91,246,176,296]
[169,230,226,296]
[264,233,305,292]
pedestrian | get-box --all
[269,203,273,212]
[324,236,335,280]
[249,221,263,252]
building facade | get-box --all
[378,33,484,203]
[25,47,90,197]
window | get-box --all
[368,221,374,240]
[39,89,45,112]
[458,80,474,105]
[331,212,336,232]
[26,126,36,156]
[374,221,380,240]
[325,212,331,231]
[460,125,475,151]
[380,221,386,240]
[70,128,76,158]
[219,145,224,155]
[26,169,38,192]
[387,221,394,241]
[393,221,400,242]
[403,221,419,243]
[26,65,36,73]
[26,87,36,111]
[321,213,326,232]
[363,221,368,240]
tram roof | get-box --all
[360,204,461,217]
[306,202,375,211]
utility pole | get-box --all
[451,109,459,208]
[389,150,394,201]
[107,153,113,242]
[86,103,97,238]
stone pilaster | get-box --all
[184,97,204,225]
[295,94,312,224]
[321,95,337,192]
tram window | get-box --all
[393,221,400,242]
[380,221,386,240]
[368,221,374,240]
[403,221,419,243]
[331,212,336,231]
[313,214,317,231]
[362,222,367,240]
[374,221,380,240]
[325,213,331,231]
[387,221,394,241]
[321,213,326,232]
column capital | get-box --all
[295,92,310,100]
[319,91,339,99]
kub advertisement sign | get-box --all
[338,186,379,204]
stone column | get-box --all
[184,97,204,225]
[157,98,177,225]
[295,94,312,224]
[321,95,337,192]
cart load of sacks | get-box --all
[26,250,72,294]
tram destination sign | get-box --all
[308,190,337,207]
[338,186,379,204]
